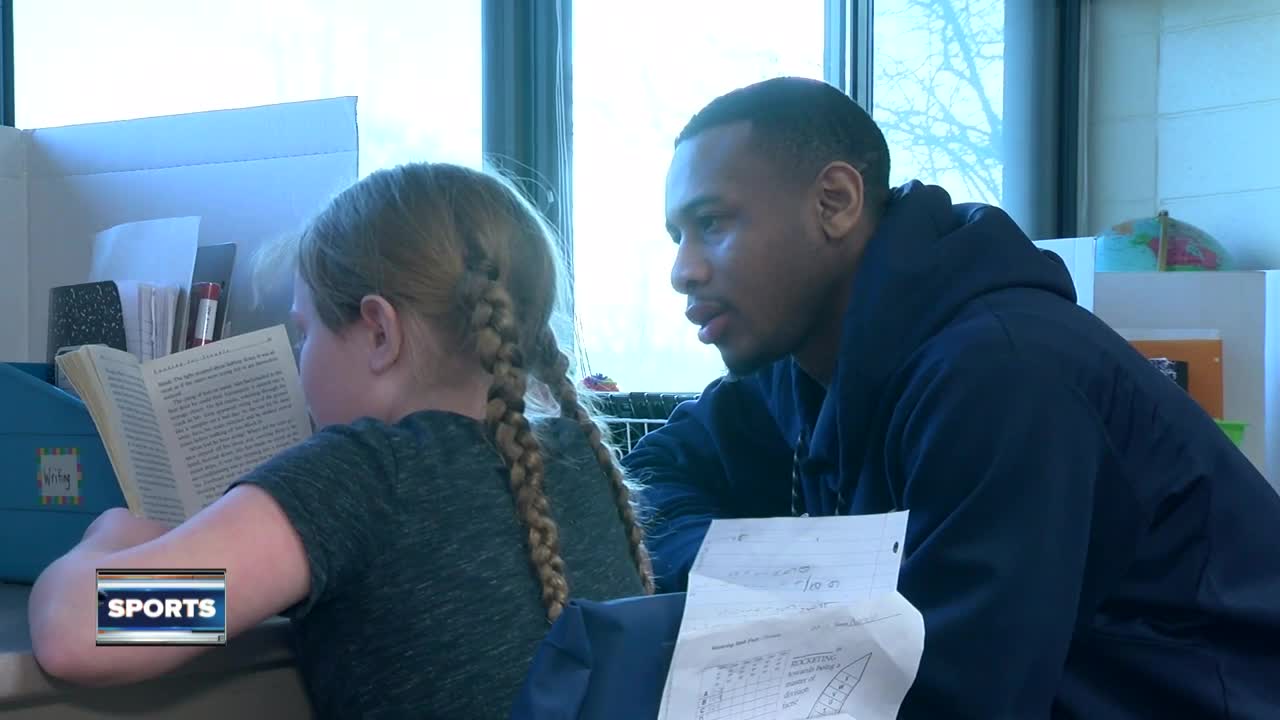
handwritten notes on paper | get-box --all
[681,512,910,633]
[660,512,925,720]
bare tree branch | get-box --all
[874,0,1004,203]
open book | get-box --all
[56,325,313,525]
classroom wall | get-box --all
[1086,0,1280,270]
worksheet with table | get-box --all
[660,512,925,720]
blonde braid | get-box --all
[533,330,656,595]
[462,267,571,621]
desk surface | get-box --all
[0,582,304,714]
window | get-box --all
[8,0,1076,391]
[872,0,1006,207]
[13,0,481,174]
[572,1,826,393]
[871,0,1063,239]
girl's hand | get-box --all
[81,507,174,553]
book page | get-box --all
[85,348,187,525]
[138,283,157,361]
[138,283,181,361]
[161,285,180,358]
[142,325,312,516]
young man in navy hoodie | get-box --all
[628,76,1280,718]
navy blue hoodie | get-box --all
[626,182,1280,718]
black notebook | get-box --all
[47,280,129,365]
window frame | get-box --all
[482,0,572,258]
[1056,0,1085,238]
[826,0,874,110]
[482,0,575,346]
[1,0,13,127]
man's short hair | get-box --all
[676,77,892,217]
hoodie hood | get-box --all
[840,181,1075,388]
[789,181,1077,511]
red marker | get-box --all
[187,282,222,348]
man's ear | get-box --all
[358,295,403,375]
[815,162,866,243]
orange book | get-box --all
[1129,339,1224,419]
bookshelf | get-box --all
[1094,271,1280,490]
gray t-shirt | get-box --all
[229,410,645,718]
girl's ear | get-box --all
[358,295,404,374]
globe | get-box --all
[1095,210,1233,272]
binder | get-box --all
[0,362,126,583]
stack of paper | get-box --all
[88,217,200,361]
[659,512,925,720]
[136,283,182,361]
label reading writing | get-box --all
[39,448,81,504]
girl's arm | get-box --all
[28,485,310,687]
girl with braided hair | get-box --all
[29,162,654,719]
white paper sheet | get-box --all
[660,512,923,720]
[659,592,925,720]
[88,217,199,358]
[680,512,910,634]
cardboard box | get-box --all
[0,97,359,362]
[0,99,358,582]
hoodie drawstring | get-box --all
[790,432,807,517]
[792,429,847,517]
